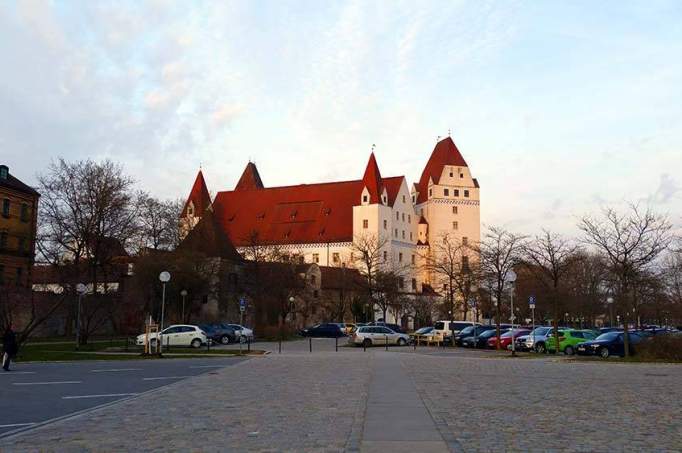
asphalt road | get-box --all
[0,356,249,439]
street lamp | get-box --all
[159,271,171,333]
[504,270,517,356]
[75,283,86,350]
[606,297,614,327]
[180,289,188,323]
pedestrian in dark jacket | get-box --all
[2,327,18,371]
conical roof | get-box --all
[361,152,383,204]
[181,170,212,217]
[416,137,468,203]
[235,162,264,190]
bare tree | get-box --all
[478,226,526,349]
[0,287,67,346]
[523,229,579,354]
[351,233,389,317]
[579,204,673,356]
[136,194,183,251]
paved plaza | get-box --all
[1,342,681,452]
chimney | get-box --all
[0,165,7,180]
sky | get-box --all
[1,0,681,237]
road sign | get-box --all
[239,297,246,313]
[529,295,536,309]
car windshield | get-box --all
[596,332,621,341]
[532,327,551,335]
[501,329,527,338]
[434,322,445,330]
[458,326,475,336]
[198,325,213,332]
[481,330,499,338]
[415,327,433,334]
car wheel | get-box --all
[600,347,610,359]
[564,346,574,356]
[362,338,372,348]
[397,338,407,346]
[191,338,202,349]
[220,335,231,345]
[536,343,546,354]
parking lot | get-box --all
[1,340,680,452]
[0,356,249,439]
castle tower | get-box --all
[412,136,480,286]
[180,169,212,240]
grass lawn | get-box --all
[16,339,264,362]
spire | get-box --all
[235,162,264,190]
[181,169,212,218]
[362,152,383,204]
[416,136,468,204]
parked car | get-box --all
[576,331,644,358]
[529,327,564,353]
[411,326,436,344]
[299,323,346,338]
[349,326,410,347]
[224,324,254,341]
[433,321,478,341]
[335,323,357,334]
[515,326,552,351]
[198,324,238,345]
[488,329,531,350]
[545,329,597,355]
[136,324,208,349]
[455,325,496,346]
[462,328,508,348]
[368,322,406,334]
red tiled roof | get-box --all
[177,210,243,261]
[362,153,383,204]
[212,175,405,246]
[416,137,468,204]
[181,170,211,217]
[235,162,264,190]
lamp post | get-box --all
[180,289,188,323]
[159,271,171,333]
[75,283,86,350]
[504,270,517,356]
[606,297,614,327]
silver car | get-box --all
[349,326,410,347]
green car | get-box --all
[546,329,597,355]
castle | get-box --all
[180,136,480,320]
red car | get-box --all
[487,329,531,349]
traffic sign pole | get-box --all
[529,296,536,352]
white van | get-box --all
[433,321,479,341]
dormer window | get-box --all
[382,195,387,204]
[460,173,464,178]
[187,204,194,216]
[449,171,453,177]
[0,166,7,180]
[402,195,406,203]
[428,189,432,197]
[363,195,368,203]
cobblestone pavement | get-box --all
[2,346,681,452]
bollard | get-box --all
[248,337,251,352]
[363,340,367,352]
[385,335,388,351]
[309,337,312,353]
[278,337,282,354]
[166,335,170,353]
[335,336,338,352]
[413,338,416,351]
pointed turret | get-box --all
[361,152,383,204]
[235,162,264,190]
[416,137,468,203]
[181,169,212,218]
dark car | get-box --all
[368,322,406,334]
[461,328,509,348]
[455,325,496,346]
[576,331,643,358]
[299,323,346,338]
[198,324,237,345]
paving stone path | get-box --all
[2,346,681,452]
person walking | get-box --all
[2,326,18,371]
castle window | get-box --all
[394,228,398,237]
[383,220,387,230]
[444,188,449,196]
[411,254,416,264]
[402,213,405,222]
[396,212,399,221]
[453,206,458,214]
[454,189,459,197]
[383,251,388,262]
[20,204,29,223]
[452,221,458,230]
[429,189,432,197]
[332,252,340,263]
[2,199,9,218]
[410,232,413,240]
[0,232,7,249]
[0,166,7,180]
[313,253,319,263]
[449,171,453,177]
[399,252,403,262]
[402,230,405,239]
[363,219,368,229]
[460,173,464,178]
[463,237,468,246]
[382,195,386,204]
[411,278,417,290]
[408,215,411,223]
[187,205,193,216]
[402,195,406,203]
[412,195,415,203]
[363,195,368,203]
[462,255,470,271]
[464,190,470,198]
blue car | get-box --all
[576,331,643,358]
